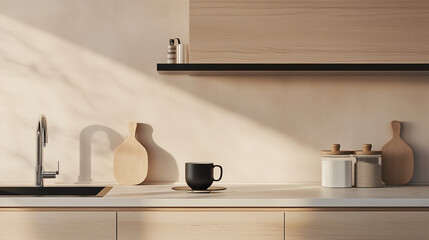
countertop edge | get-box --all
[1,198,429,208]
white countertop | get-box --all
[1,184,429,208]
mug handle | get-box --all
[213,165,223,181]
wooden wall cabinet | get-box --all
[190,0,429,63]
[0,211,116,240]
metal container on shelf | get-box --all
[353,144,383,188]
[321,144,353,188]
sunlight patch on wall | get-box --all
[0,14,319,184]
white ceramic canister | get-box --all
[353,144,383,188]
[321,144,353,188]
[176,43,187,64]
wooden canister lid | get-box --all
[321,144,353,155]
[354,144,382,155]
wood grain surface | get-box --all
[382,121,414,185]
[0,211,115,240]
[190,0,429,63]
[118,211,284,240]
[114,122,148,185]
[285,211,429,240]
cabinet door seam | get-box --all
[283,212,285,240]
[116,212,118,240]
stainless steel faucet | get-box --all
[36,115,59,187]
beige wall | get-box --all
[0,0,428,185]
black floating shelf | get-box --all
[157,63,429,75]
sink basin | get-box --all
[0,186,111,196]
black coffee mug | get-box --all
[185,162,223,190]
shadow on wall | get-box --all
[135,123,178,184]
[77,123,178,184]
[78,125,123,183]
[398,121,429,184]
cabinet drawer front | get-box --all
[285,211,429,240]
[118,211,284,240]
[0,211,116,240]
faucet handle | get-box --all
[42,162,60,179]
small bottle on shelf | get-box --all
[167,39,176,64]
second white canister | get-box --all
[353,144,383,188]
[321,144,353,188]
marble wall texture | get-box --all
[0,0,428,185]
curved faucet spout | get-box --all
[35,114,59,187]
[39,114,48,146]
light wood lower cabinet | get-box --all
[1,209,428,239]
[285,211,429,240]
[0,211,116,240]
[118,211,284,240]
